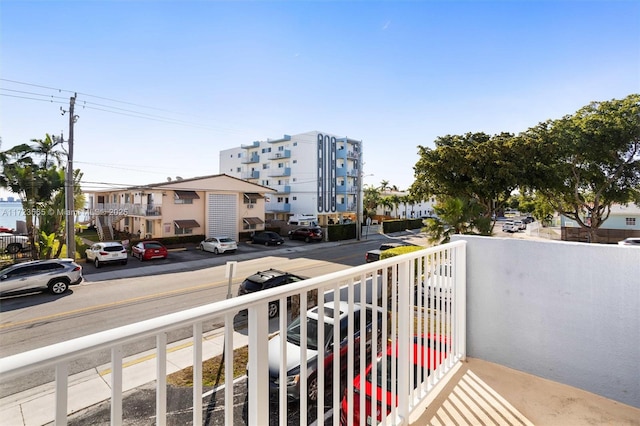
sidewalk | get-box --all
[0,327,250,426]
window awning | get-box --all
[174,219,200,229]
[174,190,200,200]
[244,193,262,202]
[243,217,264,225]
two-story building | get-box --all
[85,174,275,242]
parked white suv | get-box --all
[502,221,518,233]
[0,258,83,296]
[85,242,128,268]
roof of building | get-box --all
[88,173,276,194]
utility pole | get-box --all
[64,93,78,259]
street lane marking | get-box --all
[98,340,194,376]
[0,280,228,331]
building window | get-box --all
[175,226,193,235]
[626,217,636,226]
[174,190,200,205]
[236,167,241,172]
[293,142,298,146]
[292,196,297,201]
[244,193,260,204]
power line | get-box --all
[0,93,67,105]
[1,78,247,134]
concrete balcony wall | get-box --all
[452,235,640,408]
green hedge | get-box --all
[382,219,424,233]
[379,245,426,260]
[327,223,356,241]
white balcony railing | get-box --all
[0,241,466,425]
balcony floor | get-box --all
[413,357,640,426]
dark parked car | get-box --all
[237,269,307,317]
[340,335,448,425]
[251,231,285,246]
[131,240,168,261]
[0,258,83,296]
[267,301,388,401]
[288,226,323,242]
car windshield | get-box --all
[286,316,333,351]
[103,245,124,252]
[219,238,234,243]
[242,278,263,291]
[145,243,163,249]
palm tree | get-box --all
[31,134,64,168]
[1,137,68,259]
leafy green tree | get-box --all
[380,196,393,217]
[523,94,640,243]
[0,134,73,258]
[423,196,491,244]
[363,184,381,216]
[412,132,524,231]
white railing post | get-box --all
[397,260,411,424]
[456,243,467,361]
[111,345,123,426]
[193,322,203,426]
[55,362,69,426]
[156,333,167,426]
[248,304,269,424]
[224,314,234,426]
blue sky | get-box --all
[1,0,639,198]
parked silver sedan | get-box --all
[199,237,238,254]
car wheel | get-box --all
[94,258,100,268]
[304,237,310,243]
[139,254,144,261]
[198,244,204,251]
[264,241,269,246]
[122,259,128,265]
[6,243,21,254]
[268,302,279,318]
[308,374,318,402]
[48,280,69,295]
[289,234,294,240]
[214,247,220,255]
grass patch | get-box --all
[167,346,249,388]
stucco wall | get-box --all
[451,235,640,408]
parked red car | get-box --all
[288,226,323,242]
[339,335,448,425]
[131,240,168,261]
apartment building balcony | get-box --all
[241,141,259,149]
[0,237,637,425]
[266,202,290,212]
[241,170,259,180]
[266,134,291,144]
[268,150,291,160]
[95,203,162,217]
[241,153,260,164]
[267,167,291,177]
[272,185,291,194]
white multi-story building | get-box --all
[220,131,362,224]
